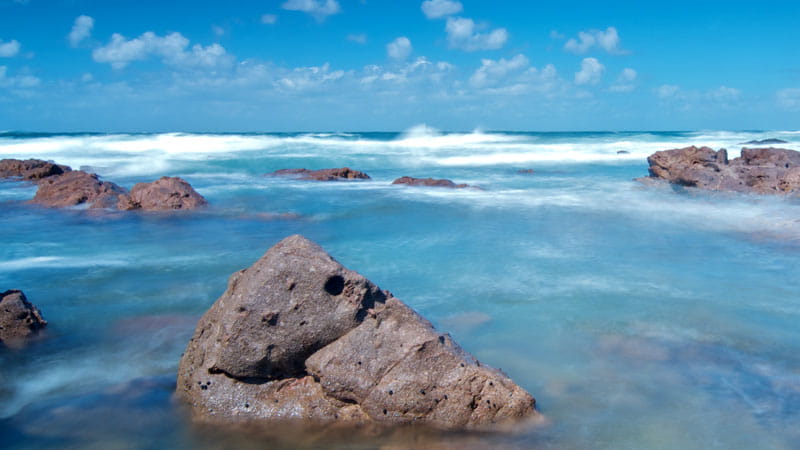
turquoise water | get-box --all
[1,129,799,449]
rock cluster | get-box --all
[32,170,129,209]
[268,168,371,181]
[176,235,537,431]
[640,146,800,195]
[392,176,470,189]
[0,290,47,346]
[0,159,70,181]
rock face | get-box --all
[0,290,47,345]
[177,235,537,430]
[268,168,371,181]
[0,159,71,181]
[118,176,207,211]
[640,146,800,195]
[31,171,129,209]
[392,176,469,189]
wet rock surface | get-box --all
[391,176,470,189]
[0,159,71,181]
[0,290,47,345]
[639,146,800,195]
[118,176,208,211]
[268,168,371,181]
[177,235,538,431]
[30,170,129,209]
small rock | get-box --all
[616,150,630,155]
[0,159,71,181]
[267,168,371,181]
[391,176,470,189]
[117,176,207,211]
[31,170,129,209]
[0,290,47,346]
[740,138,788,145]
[176,235,538,431]
[517,169,535,174]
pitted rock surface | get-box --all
[0,290,47,345]
[117,176,207,211]
[176,235,538,430]
[0,159,71,181]
[31,170,129,209]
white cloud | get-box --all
[709,86,740,101]
[0,66,40,88]
[276,62,345,91]
[421,0,462,19]
[281,0,340,21]
[609,67,637,92]
[0,39,20,57]
[261,14,278,25]
[777,88,800,110]
[469,54,529,87]
[212,25,225,37]
[564,27,624,54]
[656,84,680,98]
[360,57,454,86]
[92,32,231,69]
[574,57,604,85]
[387,36,412,60]
[445,17,508,51]
[68,15,94,47]
[347,33,367,44]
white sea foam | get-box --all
[0,256,129,271]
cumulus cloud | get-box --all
[0,66,40,88]
[469,54,529,87]
[360,57,454,86]
[656,84,680,98]
[564,27,624,54]
[609,68,637,92]
[347,33,367,44]
[421,0,462,19]
[0,39,20,57]
[92,32,231,69]
[387,36,412,60]
[276,62,345,91]
[445,17,508,51]
[261,14,278,24]
[68,15,94,47]
[465,54,567,97]
[777,88,800,110]
[574,57,604,85]
[281,0,340,21]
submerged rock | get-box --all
[0,159,71,181]
[391,176,470,189]
[0,290,47,345]
[639,146,800,195]
[118,176,207,211]
[517,169,536,174]
[268,168,371,181]
[31,170,129,209]
[740,138,788,145]
[177,235,537,431]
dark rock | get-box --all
[117,176,207,211]
[267,168,371,181]
[0,290,47,346]
[177,235,538,431]
[740,138,788,145]
[30,170,129,209]
[391,176,470,189]
[0,159,71,181]
[517,169,535,174]
[640,146,800,195]
[616,150,630,155]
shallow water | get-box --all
[1,129,799,449]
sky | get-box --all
[1,0,799,132]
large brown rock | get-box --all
[118,176,207,211]
[31,170,129,209]
[392,176,469,189]
[176,235,538,431]
[640,146,800,195]
[0,290,47,346]
[0,159,71,181]
[267,168,371,181]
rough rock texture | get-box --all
[0,290,47,345]
[31,170,129,209]
[391,176,469,189]
[177,235,537,431]
[268,168,371,181]
[640,146,800,195]
[0,159,71,181]
[117,176,207,211]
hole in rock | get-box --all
[324,275,345,296]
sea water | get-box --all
[0,128,799,449]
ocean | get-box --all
[1,128,799,449]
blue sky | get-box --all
[1,0,799,131]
